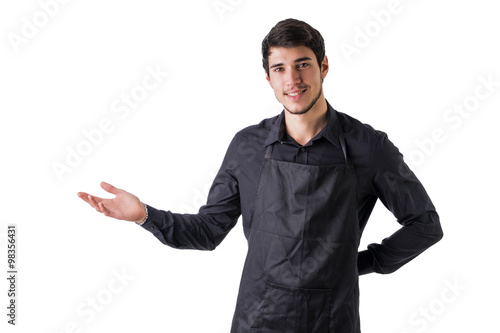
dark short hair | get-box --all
[262,18,325,77]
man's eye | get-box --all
[298,63,309,68]
[274,68,283,72]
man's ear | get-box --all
[321,55,329,80]
[266,71,272,86]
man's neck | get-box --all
[284,97,328,146]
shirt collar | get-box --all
[264,100,341,148]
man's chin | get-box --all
[283,100,313,115]
[284,106,309,115]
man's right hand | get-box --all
[77,182,146,223]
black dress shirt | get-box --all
[141,100,443,275]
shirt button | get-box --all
[300,148,306,152]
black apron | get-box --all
[231,112,360,332]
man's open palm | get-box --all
[77,182,145,222]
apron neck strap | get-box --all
[332,109,348,163]
[338,124,348,163]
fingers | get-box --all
[78,183,120,218]
[77,192,100,207]
[77,192,89,203]
[88,195,103,213]
[78,192,114,217]
[101,182,121,195]
[99,202,111,217]
[77,192,105,207]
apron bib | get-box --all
[231,113,360,333]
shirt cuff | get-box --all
[138,204,158,229]
[137,204,171,244]
[358,250,375,275]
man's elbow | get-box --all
[423,211,443,246]
[432,223,444,245]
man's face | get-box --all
[266,46,329,115]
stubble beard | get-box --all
[283,86,323,116]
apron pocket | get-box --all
[252,282,331,332]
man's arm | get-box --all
[139,162,241,250]
[357,133,443,275]
[78,135,242,251]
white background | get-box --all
[1,0,499,332]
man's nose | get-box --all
[284,68,301,87]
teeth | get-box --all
[288,89,305,97]
[287,90,305,97]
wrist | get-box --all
[135,203,148,225]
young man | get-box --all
[78,19,443,332]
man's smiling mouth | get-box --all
[286,88,307,97]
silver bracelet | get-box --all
[135,203,148,226]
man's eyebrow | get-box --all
[269,62,284,69]
[269,57,313,69]
[294,57,313,63]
